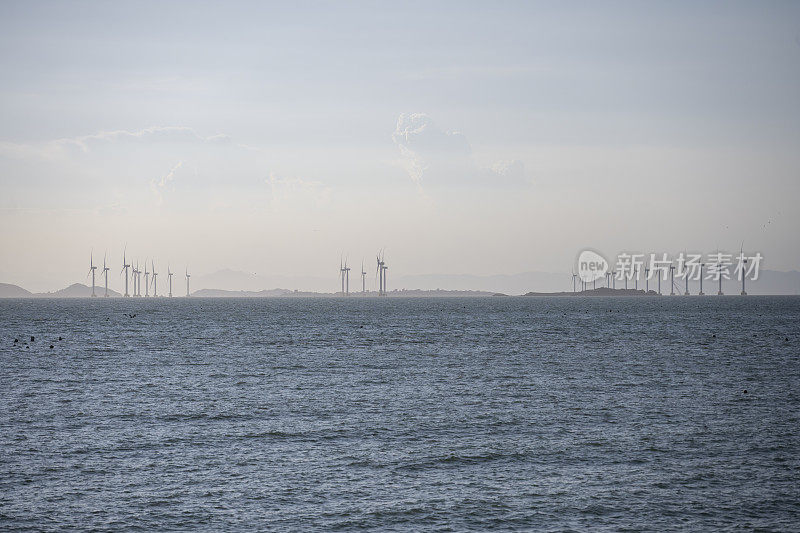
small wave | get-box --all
[395,450,529,471]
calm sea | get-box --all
[1,296,799,531]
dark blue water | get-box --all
[1,296,799,531]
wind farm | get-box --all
[46,249,196,298]
[0,245,782,299]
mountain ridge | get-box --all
[2,269,799,297]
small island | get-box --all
[524,287,660,297]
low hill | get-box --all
[0,283,33,298]
[525,288,658,296]
[37,283,122,298]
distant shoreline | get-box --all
[525,287,659,297]
[3,282,800,298]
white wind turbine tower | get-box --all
[101,253,110,297]
[376,250,388,296]
[151,260,158,297]
[699,263,705,295]
[375,253,382,296]
[167,265,174,297]
[185,268,191,297]
[381,252,388,296]
[88,251,97,297]
[136,261,142,297]
[344,259,351,296]
[339,258,346,296]
[144,260,150,297]
[361,260,367,294]
[739,242,748,296]
[131,261,138,297]
[122,249,131,297]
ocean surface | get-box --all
[1,296,799,531]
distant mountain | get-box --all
[3,268,799,298]
[395,269,800,296]
[0,283,33,298]
[186,268,800,296]
[36,283,122,298]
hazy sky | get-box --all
[1,1,799,291]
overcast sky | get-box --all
[1,1,799,291]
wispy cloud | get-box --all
[265,172,331,206]
[0,126,235,160]
[56,126,232,153]
[392,113,528,186]
[150,160,184,206]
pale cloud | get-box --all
[265,172,332,207]
[392,113,470,156]
[150,160,184,206]
[392,113,527,186]
[490,159,527,182]
[56,126,232,153]
[0,126,235,162]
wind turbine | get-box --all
[739,242,748,296]
[344,259,350,296]
[682,250,690,295]
[88,251,97,297]
[151,260,158,297]
[185,268,191,297]
[684,266,690,296]
[339,257,346,296]
[121,249,131,297]
[658,268,662,295]
[361,260,367,294]
[144,260,150,297]
[375,252,382,296]
[101,252,110,297]
[167,265,173,297]
[132,260,138,297]
[699,263,705,295]
[136,261,142,297]
[380,251,388,296]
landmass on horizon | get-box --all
[2,267,799,298]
